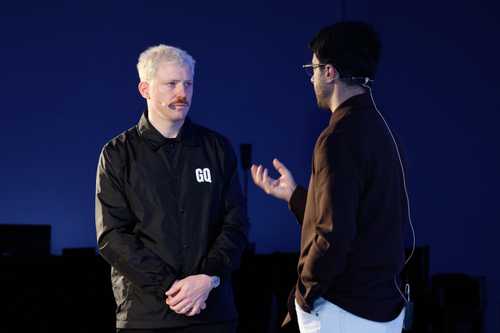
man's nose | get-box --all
[175,83,187,98]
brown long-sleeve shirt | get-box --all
[287,93,407,324]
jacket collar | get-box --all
[137,110,200,150]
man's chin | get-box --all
[166,107,189,120]
[170,114,187,122]
[316,101,329,110]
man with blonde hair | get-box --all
[95,44,248,333]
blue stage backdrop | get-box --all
[1,1,499,332]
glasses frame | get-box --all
[302,63,328,77]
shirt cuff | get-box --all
[288,185,307,225]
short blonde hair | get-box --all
[137,44,195,82]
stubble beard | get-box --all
[314,85,330,110]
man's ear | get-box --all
[138,81,150,99]
[324,64,338,83]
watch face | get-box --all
[212,276,220,288]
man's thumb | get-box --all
[273,158,287,174]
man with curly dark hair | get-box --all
[252,22,408,333]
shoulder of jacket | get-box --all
[101,126,137,158]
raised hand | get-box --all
[251,158,297,202]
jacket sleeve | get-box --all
[199,141,249,277]
[95,145,177,296]
[300,130,361,309]
[288,185,308,225]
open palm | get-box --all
[251,158,297,202]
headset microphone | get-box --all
[347,76,373,86]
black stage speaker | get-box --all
[0,224,51,256]
[239,143,252,171]
[431,273,486,333]
[62,247,97,256]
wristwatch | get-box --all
[210,276,220,288]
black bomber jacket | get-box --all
[95,112,249,329]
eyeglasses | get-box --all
[302,63,328,77]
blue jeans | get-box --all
[295,298,404,333]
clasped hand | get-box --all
[165,274,213,317]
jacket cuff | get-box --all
[159,273,177,300]
[199,257,223,277]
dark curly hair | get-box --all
[309,21,381,80]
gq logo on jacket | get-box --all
[195,168,212,183]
